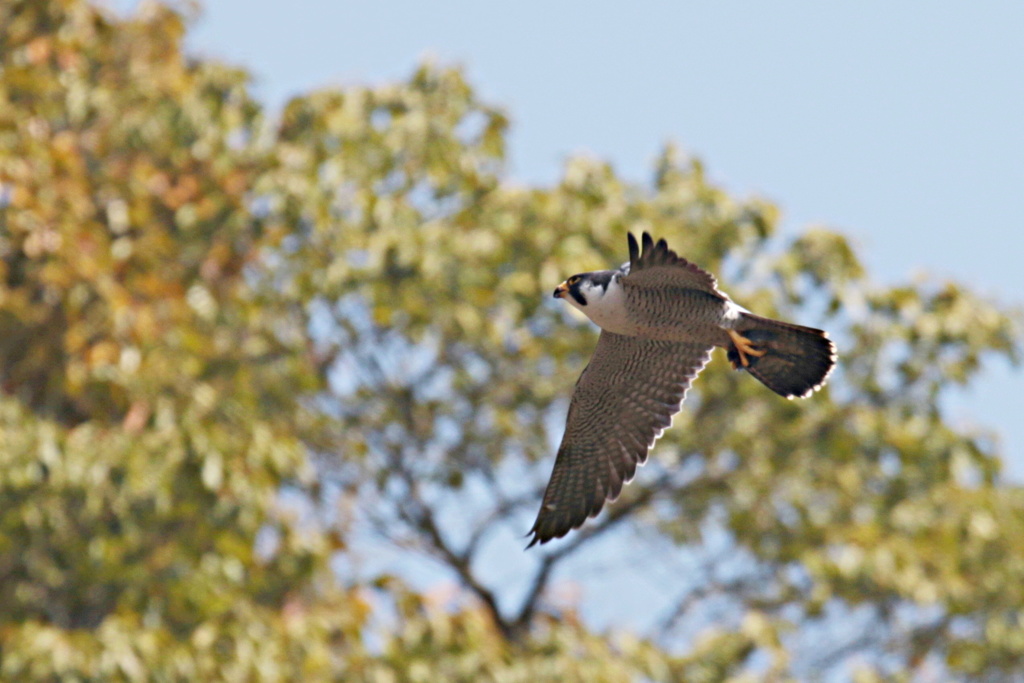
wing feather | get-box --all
[527,331,713,546]
[624,231,722,295]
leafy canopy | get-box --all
[0,1,1021,680]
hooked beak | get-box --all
[553,281,569,299]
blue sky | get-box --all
[170,1,1023,473]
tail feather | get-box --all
[728,314,837,398]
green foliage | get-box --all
[1,0,1022,680]
[0,1,352,678]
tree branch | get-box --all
[511,468,731,637]
[384,383,520,639]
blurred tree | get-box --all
[1,0,1022,680]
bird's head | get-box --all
[553,271,615,311]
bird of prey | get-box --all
[528,233,836,547]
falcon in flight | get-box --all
[528,233,836,547]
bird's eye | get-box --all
[568,276,580,285]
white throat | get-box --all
[568,277,637,335]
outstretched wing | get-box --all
[624,232,722,295]
[528,331,713,546]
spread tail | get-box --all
[727,314,837,398]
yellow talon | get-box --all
[727,329,766,368]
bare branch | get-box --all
[511,469,731,636]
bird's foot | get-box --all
[727,329,766,369]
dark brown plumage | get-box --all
[727,315,836,398]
